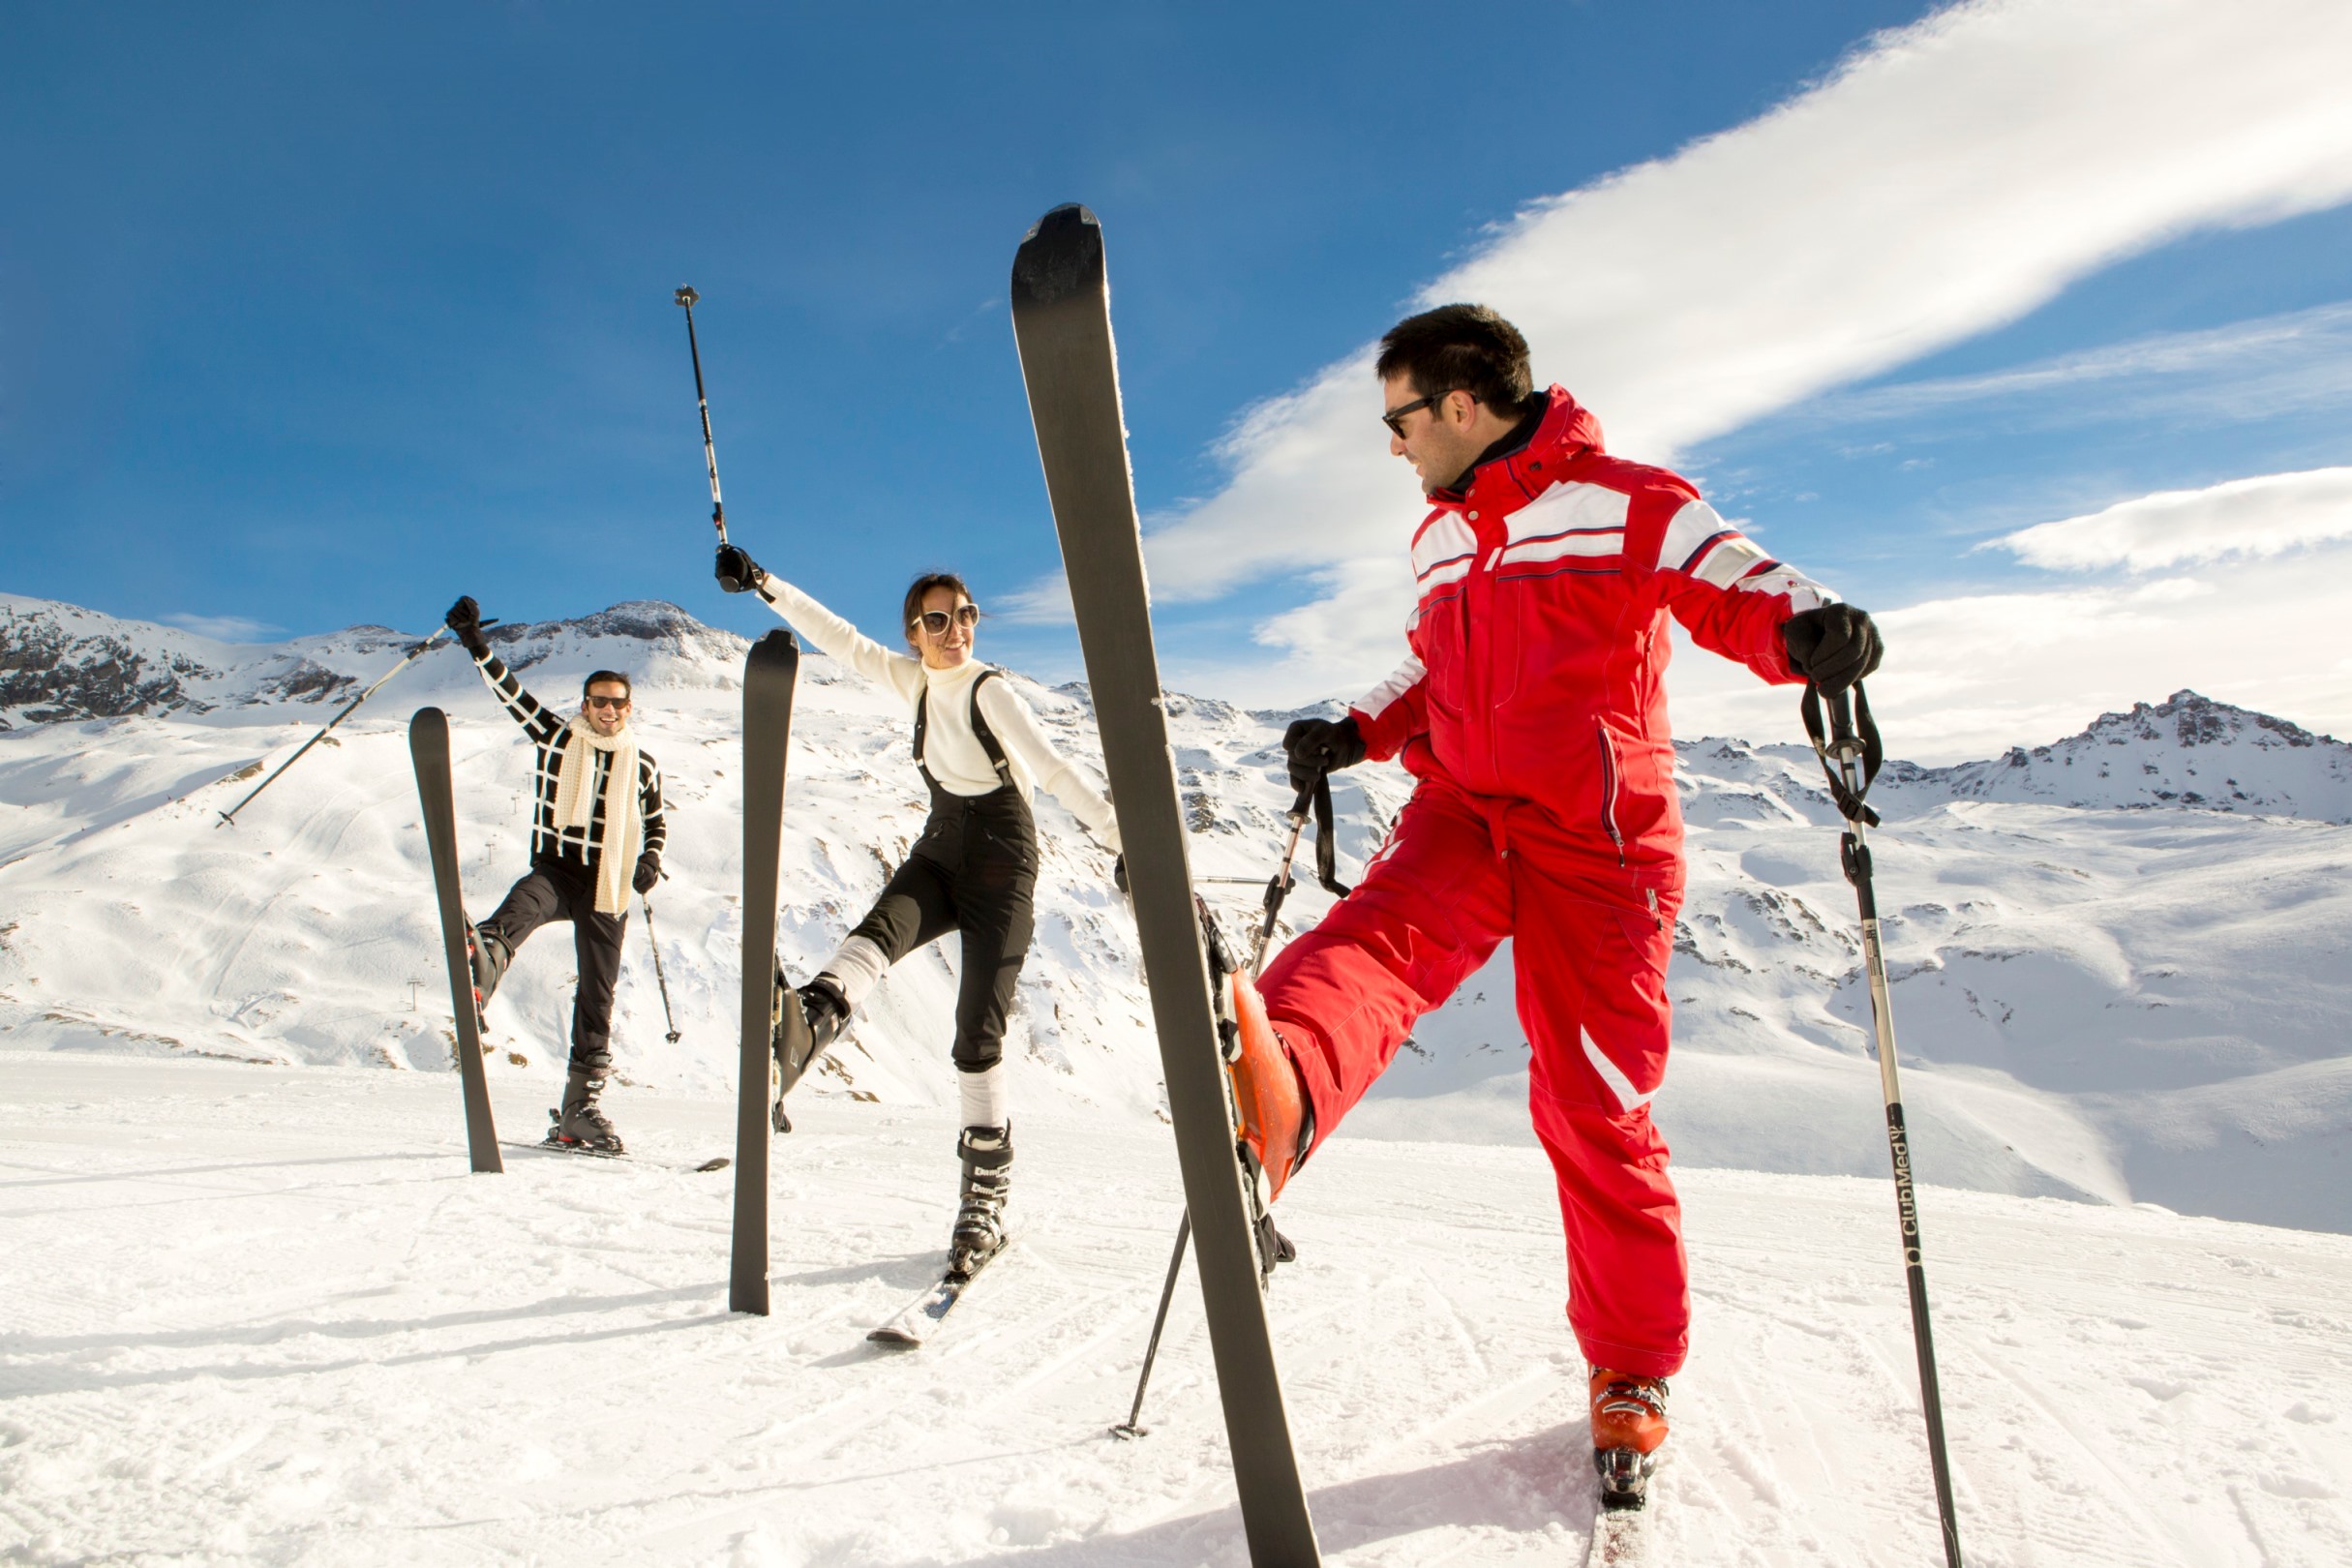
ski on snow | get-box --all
[1585,1508,1652,1567]
[730,629,800,1316]
[1010,202,1321,1567]
[499,1138,731,1174]
[409,707,502,1174]
[866,1231,1016,1349]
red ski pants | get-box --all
[1257,779,1689,1378]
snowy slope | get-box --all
[4,595,2351,1232]
[4,1052,2347,1567]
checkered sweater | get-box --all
[473,651,666,873]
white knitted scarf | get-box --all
[552,713,642,916]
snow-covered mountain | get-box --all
[5,592,2350,1232]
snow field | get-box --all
[5,1051,2349,1566]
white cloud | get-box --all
[160,613,283,643]
[1105,0,2352,706]
[1990,468,2352,572]
[1663,548,2352,763]
[1779,301,2352,432]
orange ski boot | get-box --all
[1588,1368,1670,1510]
[1225,969,1311,1202]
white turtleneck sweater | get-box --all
[756,575,1120,853]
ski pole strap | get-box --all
[1800,678,1884,829]
[1310,771,1351,897]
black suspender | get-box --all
[913,668,1014,792]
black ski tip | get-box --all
[1011,203,1104,309]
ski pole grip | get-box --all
[1826,682,1858,747]
[1285,778,1317,822]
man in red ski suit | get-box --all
[1230,305,1882,1489]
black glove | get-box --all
[714,544,767,594]
[444,595,491,656]
[1783,604,1883,695]
[1282,715,1367,791]
[632,852,661,896]
[1112,854,1129,896]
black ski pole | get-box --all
[216,622,486,829]
[1249,771,1350,975]
[642,893,683,1044]
[1111,1210,1191,1439]
[1804,678,1965,1568]
[676,286,748,587]
[1117,769,1349,1438]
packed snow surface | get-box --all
[5,594,2351,1230]
[5,1052,2349,1567]
[7,594,2352,1563]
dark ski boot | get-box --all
[949,1123,1012,1278]
[769,971,848,1133]
[545,1065,624,1156]
[468,924,510,1002]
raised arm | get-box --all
[713,546,922,705]
[445,596,562,743]
[975,678,1121,854]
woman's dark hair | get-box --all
[902,571,978,646]
[582,669,632,698]
[1374,304,1538,419]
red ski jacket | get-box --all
[1349,384,1835,874]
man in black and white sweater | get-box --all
[445,596,667,1154]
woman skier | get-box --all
[714,545,1120,1274]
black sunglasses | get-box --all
[912,604,980,637]
[583,693,631,710]
[1381,389,1458,438]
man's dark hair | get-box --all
[1375,305,1537,417]
[582,670,632,698]
[902,570,979,645]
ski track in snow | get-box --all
[4,1053,2349,1566]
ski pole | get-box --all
[1118,774,1349,1436]
[642,892,683,1044]
[215,623,484,829]
[1249,770,1350,976]
[1803,678,1965,1568]
[675,286,733,554]
[1111,1210,1191,1439]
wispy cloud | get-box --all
[1666,546,2352,763]
[1989,467,2352,572]
[160,613,283,643]
[1078,0,2352,708]
[1771,302,2352,434]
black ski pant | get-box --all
[849,786,1036,1075]
[478,855,627,1074]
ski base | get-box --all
[867,1236,1013,1349]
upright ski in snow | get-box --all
[409,707,501,1174]
[730,629,800,1315]
[1010,202,1321,1567]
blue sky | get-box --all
[7,1,2352,759]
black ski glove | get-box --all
[1282,715,1367,791]
[714,544,767,594]
[632,851,661,896]
[444,595,491,657]
[1783,604,1883,696]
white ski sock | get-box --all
[817,935,889,1010]
[958,1061,1007,1129]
